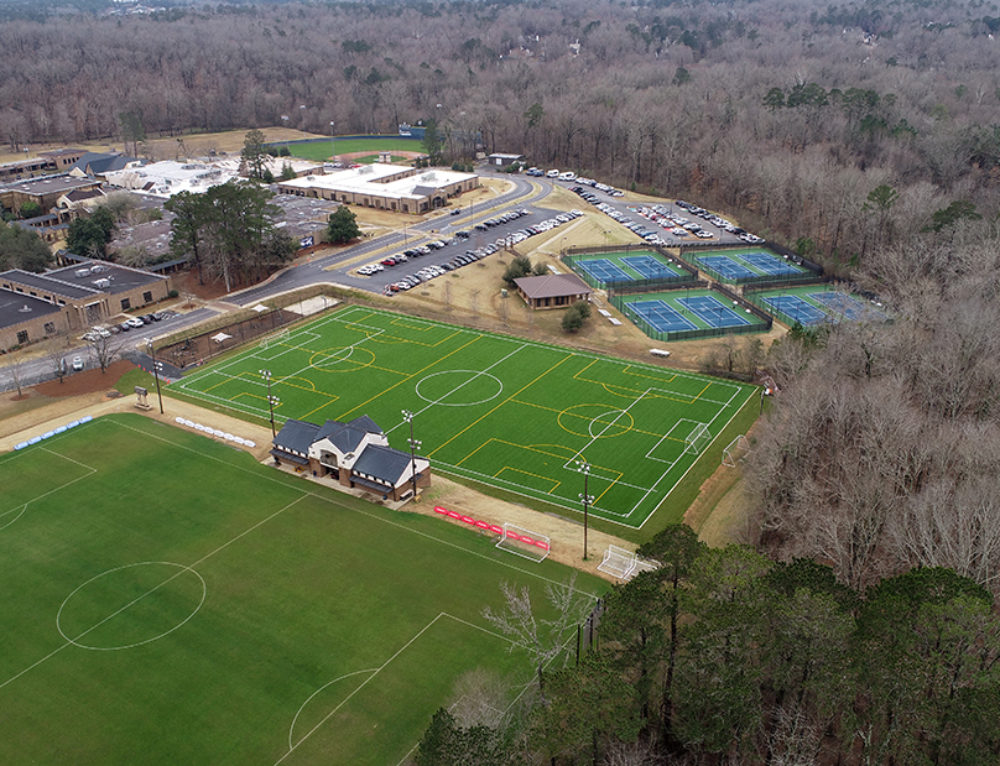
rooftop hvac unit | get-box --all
[75,268,90,277]
[90,264,105,273]
[94,278,111,288]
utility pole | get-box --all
[145,338,163,414]
[576,459,593,561]
[402,409,422,500]
[260,369,280,437]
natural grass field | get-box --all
[0,414,604,765]
[173,306,757,530]
[269,136,424,162]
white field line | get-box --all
[634,385,755,529]
[0,448,97,523]
[0,438,307,691]
[563,387,651,468]
[383,343,527,436]
[108,417,603,598]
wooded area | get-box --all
[5,0,1000,761]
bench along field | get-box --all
[176,307,757,529]
[0,415,603,765]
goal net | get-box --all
[496,523,550,563]
[261,329,290,349]
[683,422,711,455]
[598,545,660,581]
[722,434,751,467]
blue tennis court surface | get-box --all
[810,292,873,320]
[738,251,802,276]
[627,300,697,333]
[761,295,827,325]
[677,295,750,328]
[576,258,632,284]
[621,255,676,280]
[696,255,757,281]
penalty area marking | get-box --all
[56,561,207,651]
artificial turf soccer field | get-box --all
[0,414,603,765]
[175,307,757,529]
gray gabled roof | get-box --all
[514,273,592,300]
[273,419,319,455]
[352,443,414,484]
[70,152,135,176]
[316,419,367,453]
[348,414,382,434]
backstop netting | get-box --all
[496,523,551,563]
[684,422,711,455]
[722,434,751,467]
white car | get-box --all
[545,169,560,178]
[71,356,84,371]
[558,171,576,181]
[126,317,145,329]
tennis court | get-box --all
[760,294,827,325]
[575,258,632,284]
[566,250,691,289]
[696,255,757,281]
[811,291,873,320]
[677,295,751,328]
[621,255,677,280]
[738,251,803,276]
[746,285,887,327]
[625,300,697,333]
[693,248,812,284]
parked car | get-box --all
[71,356,84,371]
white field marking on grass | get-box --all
[55,561,207,651]
[562,387,651,471]
[273,613,447,765]
[108,418,603,599]
[632,385,755,530]
[385,343,527,434]
[0,451,307,690]
[644,419,701,463]
[288,668,379,749]
[0,448,98,531]
[278,611,524,766]
[393,601,597,766]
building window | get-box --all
[120,297,131,310]
[143,291,153,303]
[16,330,28,345]
[44,322,55,334]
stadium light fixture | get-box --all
[260,369,278,436]
[402,410,422,500]
[145,338,163,414]
[576,459,594,561]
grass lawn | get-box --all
[0,414,604,765]
[269,136,424,162]
[172,306,757,530]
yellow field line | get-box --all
[457,437,578,467]
[301,396,341,421]
[429,355,570,458]
[335,335,482,421]
[495,466,560,493]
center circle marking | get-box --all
[309,346,375,372]
[557,404,634,439]
[415,370,504,407]
[56,561,207,651]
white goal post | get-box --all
[722,434,751,467]
[261,329,290,349]
[683,422,711,455]
[495,523,550,563]
[598,544,660,581]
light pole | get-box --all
[576,459,593,560]
[260,369,280,436]
[145,338,163,414]
[402,410,422,500]
[329,121,336,165]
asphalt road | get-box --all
[2,168,740,392]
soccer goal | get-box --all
[496,523,550,563]
[261,329,290,349]
[683,422,711,455]
[598,545,660,581]
[722,434,751,467]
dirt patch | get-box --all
[35,359,135,397]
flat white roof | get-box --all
[279,163,477,202]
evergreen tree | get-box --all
[326,205,361,244]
